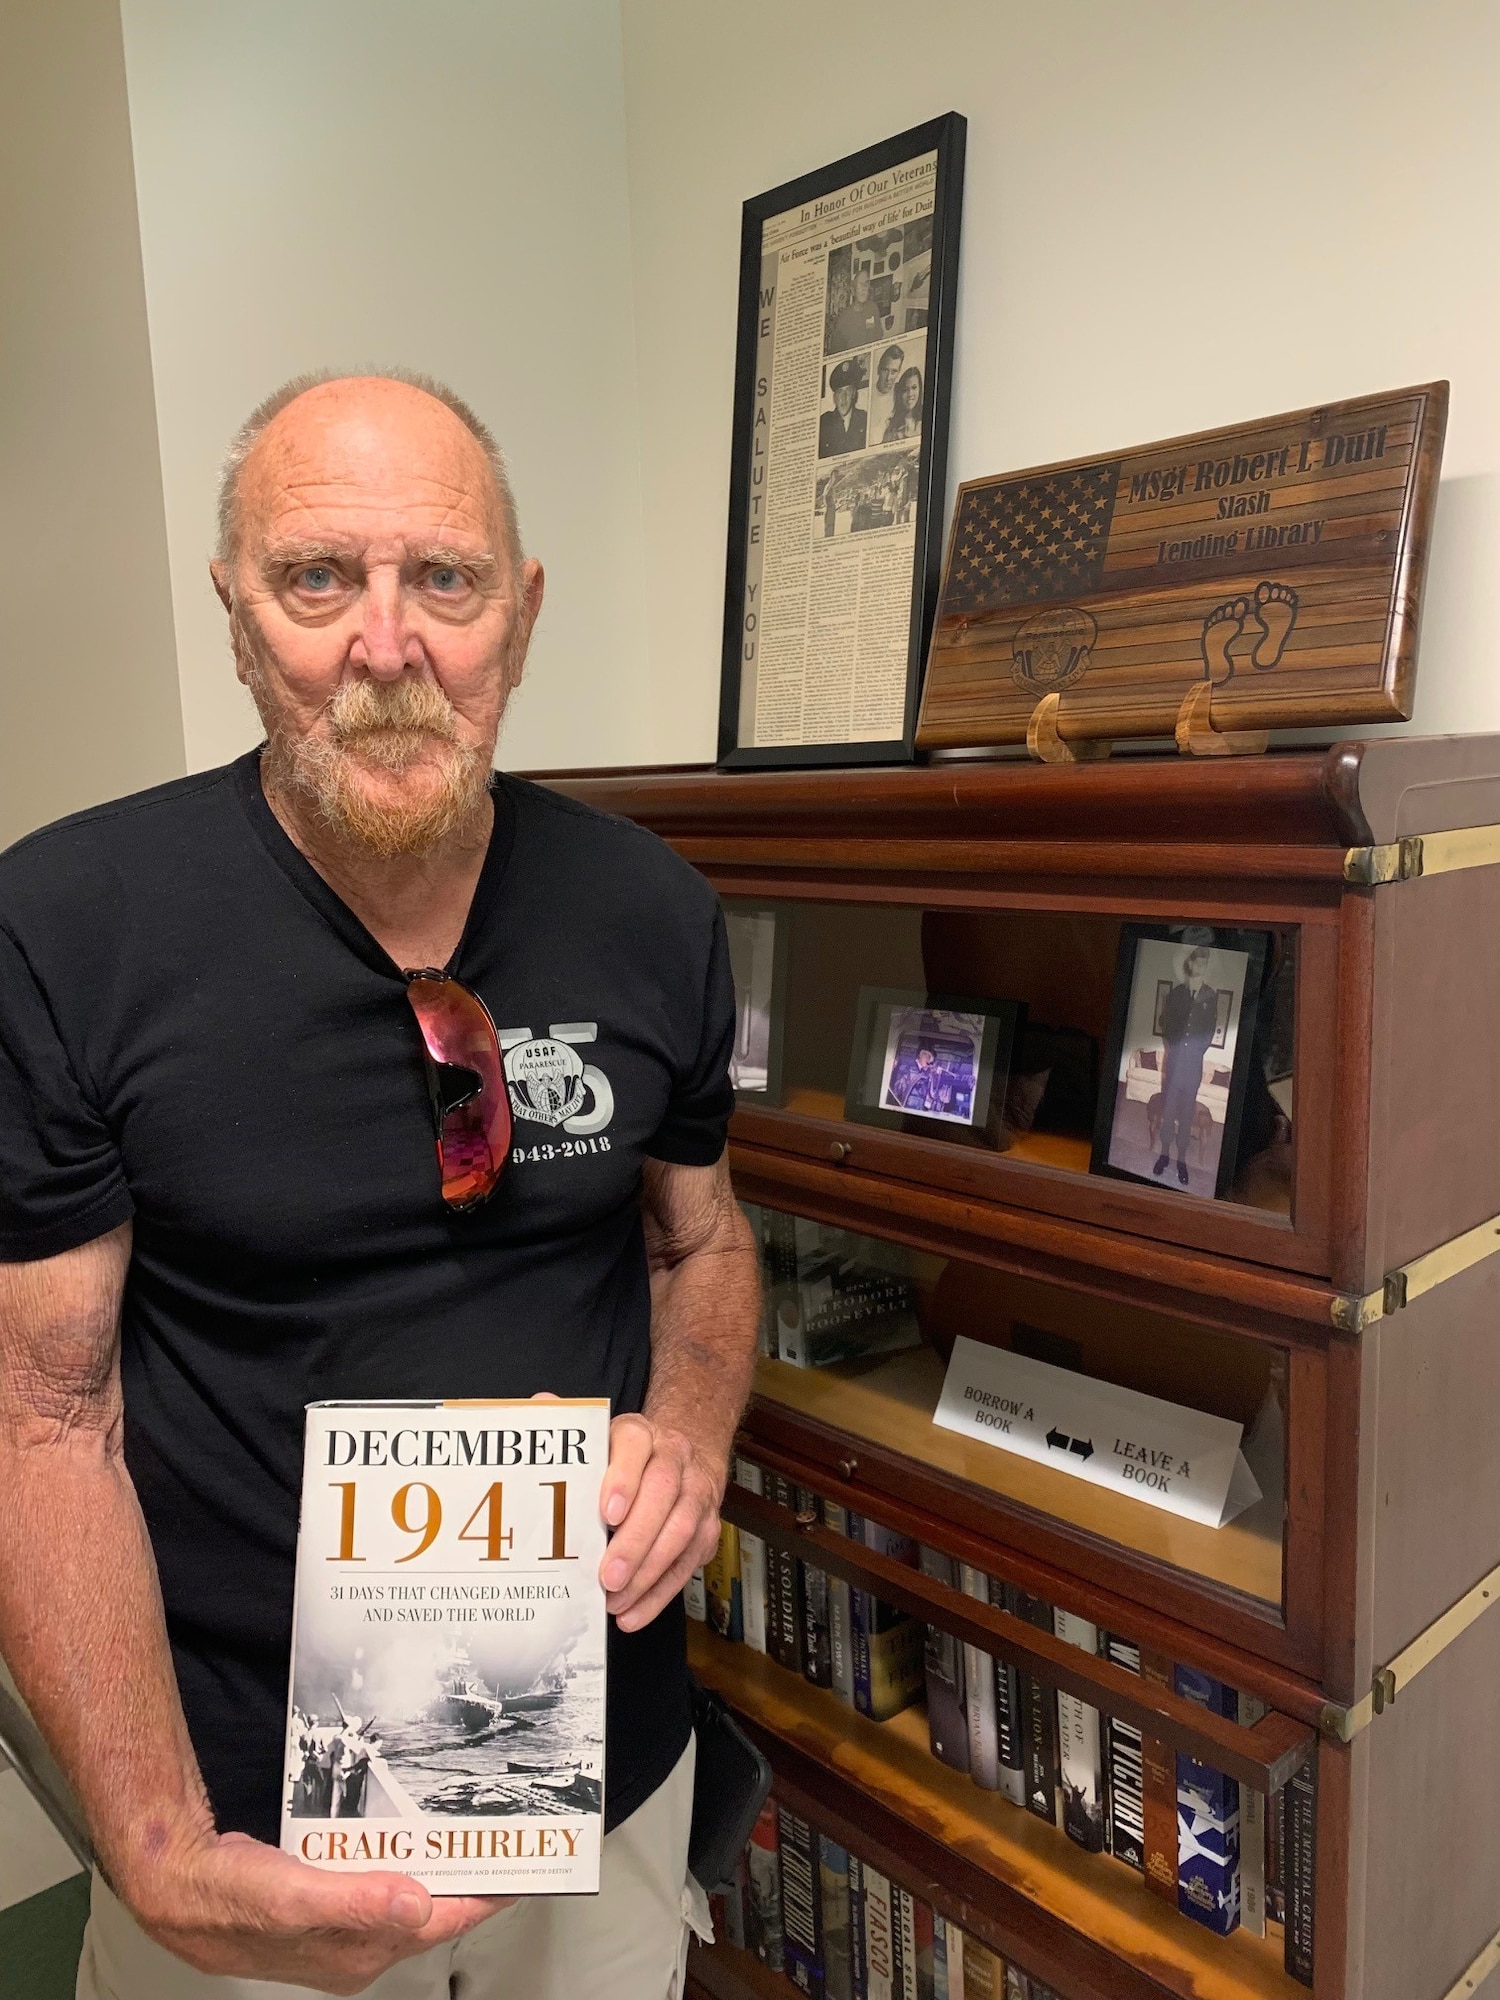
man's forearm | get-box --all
[642,1227,760,1481]
[0,1230,213,1914]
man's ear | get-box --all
[209,559,233,613]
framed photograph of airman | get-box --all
[717,113,966,769]
[916,381,1448,758]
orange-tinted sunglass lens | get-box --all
[403,972,512,1208]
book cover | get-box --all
[1173,1665,1240,1937]
[959,1567,1000,1791]
[1053,1609,1105,1853]
[704,1521,743,1643]
[920,1549,969,1773]
[282,1399,608,1895]
[1284,1753,1316,1985]
[854,1522,923,1722]
[933,1914,957,2000]
[1238,1691,1268,1937]
[780,1805,825,1997]
[685,1568,707,1622]
[849,1851,869,2000]
[862,1864,896,2000]
[1015,1593,1060,1827]
[819,1835,854,2000]
[734,1458,769,1654]
[722,1852,749,1949]
[987,1580,1026,1808]
[1100,1635,1145,1873]
[768,1475,806,1674]
[1138,1645,1178,1905]
[747,1800,785,1971]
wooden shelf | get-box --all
[751,1348,1283,1604]
[689,1626,1303,2000]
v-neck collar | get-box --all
[230,749,518,982]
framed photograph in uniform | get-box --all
[717,113,966,769]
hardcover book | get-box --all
[862,1864,897,2000]
[824,1501,857,1706]
[780,1805,825,1996]
[959,1566,999,1791]
[1053,1609,1105,1853]
[1100,1635,1145,1873]
[959,1933,1004,2000]
[705,1521,744,1643]
[987,1579,1026,1808]
[848,1852,870,2000]
[919,1548,969,1772]
[1238,1691,1269,1937]
[1285,1753,1317,1985]
[1015,1593,1060,1827]
[1173,1665,1241,1937]
[282,1399,609,1895]
[748,1799,786,1970]
[819,1834,855,2000]
[734,1458,769,1654]
[1138,1646,1178,1905]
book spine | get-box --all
[824,1501,856,1706]
[1173,1666,1240,1937]
[766,1208,801,1361]
[1138,1645,1178,1905]
[856,1521,923,1722]
[734,1458,769,1655]
[959,1933,1002,2000]
[797,1489,832,1689]
[685,1567,707,1622]
[1002,1967,1031,2000]
[1238,1691,1268,1937]
[1266,1778,1286,1925]
[910,1894,935,2000]
[943,1921,966,2000]
[779,1804,825,1997]
[768,1475,805,1675]
[747,1799,785,1972]
[932,1914,950,2000]
[1101,1635,1145,1873]
[862,1866,895,2000]
[819,1834,854,2000]
[960,1565,1000,1790]
[920,1547,969,1772]
[1284,1752,1316,1985]
[1016,1591,1060,1827]
[1053,1608,1105,1853]
[704,1521,743,1643]
[892,1886,919,2000]
[987,1577,1026,1808]
[848,1853,868,2000]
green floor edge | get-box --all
[0,1871,90,2000]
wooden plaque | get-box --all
[916,382,1448,754]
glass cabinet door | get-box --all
[742,1201,1290,1613]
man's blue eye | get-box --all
[429,567,463,592]
[300,566,336,591]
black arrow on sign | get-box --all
[1045,1427,1070,1451]
[1069,1436,1095,1461]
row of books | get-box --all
[689,1468,1315,1985]
[709,1791,1061,2000]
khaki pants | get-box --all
[78,1739,708,2000]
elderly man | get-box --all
[0,372,760,1998]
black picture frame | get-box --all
[1091,925,1271,1201]
[845,987,1024,1148]
[717,113,966,770]
[723,900,789,1107]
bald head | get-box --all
[217,369,523,578]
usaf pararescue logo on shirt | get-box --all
[499,1022,614,1137]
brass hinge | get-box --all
[1319,1557,1500,1743]
[1440,1921,1500,2000]
[1343,821,1500,887]
[1329,1209,1500,1330]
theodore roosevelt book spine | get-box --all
[282,1399,609,1895]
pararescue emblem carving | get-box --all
[499,1022,615,1135]
[1011,606,1097,694]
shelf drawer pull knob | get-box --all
[829,1140,852,1162]
[794,1509,819,1531]
[838,1458,859,1480]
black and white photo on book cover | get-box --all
[282,1399,610,1895]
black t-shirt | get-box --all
[0,753,734,1841]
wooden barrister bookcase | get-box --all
[551,739,1500,2000]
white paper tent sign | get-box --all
[933,1336,1262,1531]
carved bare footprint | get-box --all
[1251,580,1299,669]
[1201,598,1248,684]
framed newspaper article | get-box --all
[717,114,966,769]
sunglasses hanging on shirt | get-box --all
[403,970,512,1208]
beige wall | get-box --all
[0,0,184,847]
[118,0,652,775]
[620,0,1500,760]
